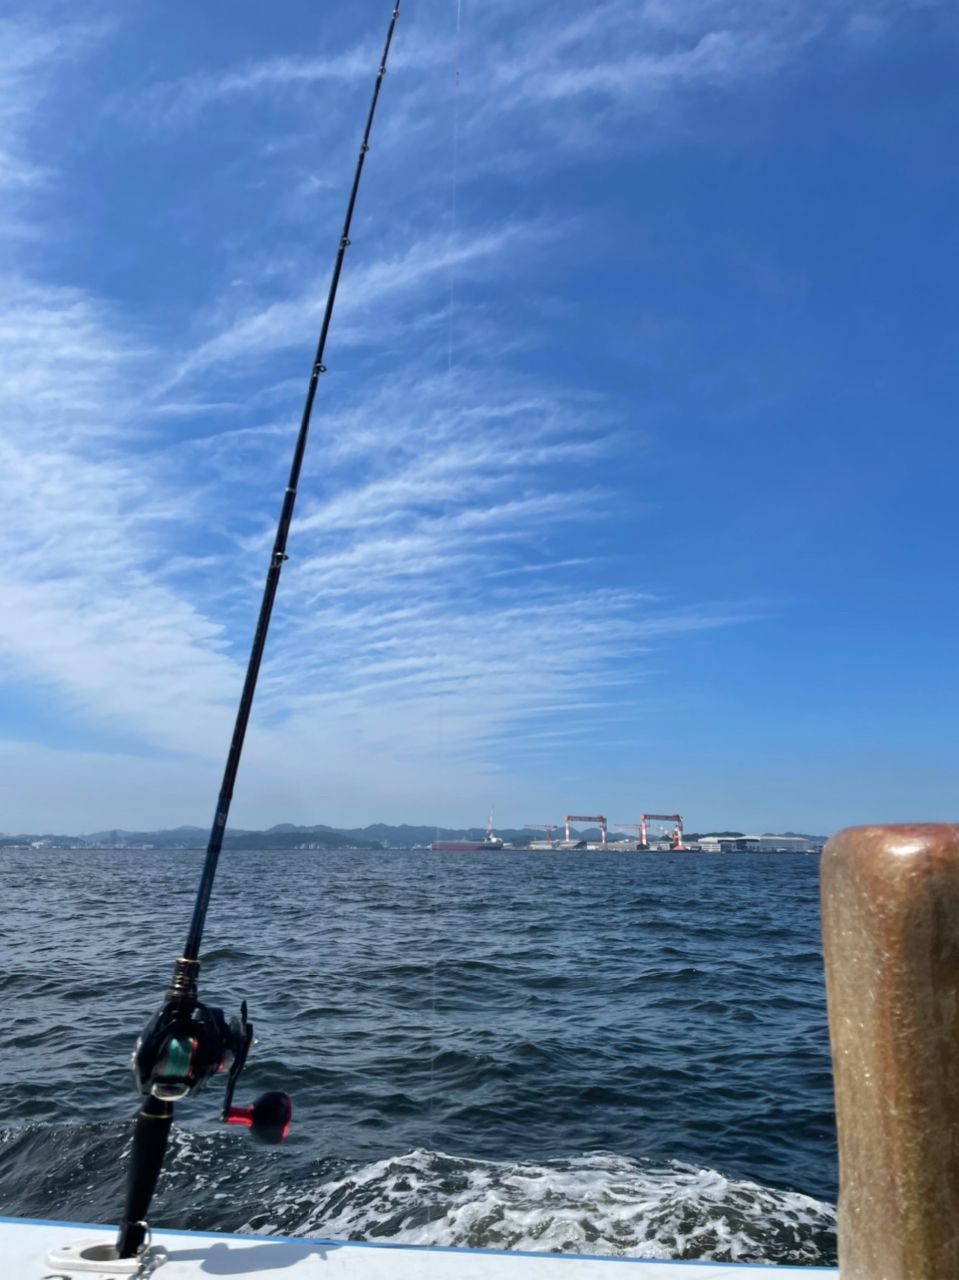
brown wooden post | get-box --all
[821,824,959,1278]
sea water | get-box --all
[0,847,836,1265]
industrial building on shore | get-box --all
[690,834,822,854]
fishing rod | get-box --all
[113,4,401,1260]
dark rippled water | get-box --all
[0,847,837,1264]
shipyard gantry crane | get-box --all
[640,813,685,850]
[614,817,685,849]
[564,814,608,847]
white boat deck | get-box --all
[2,1217,838,1279]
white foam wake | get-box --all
[247,1149,835,1265]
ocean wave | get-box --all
[244,1148,835,1265]
[0,1122,836,1265]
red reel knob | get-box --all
[226,1091,292,1144]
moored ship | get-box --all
[430,814,504,852]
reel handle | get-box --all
[225,1090,293,1144]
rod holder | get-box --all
[821,824,959,1279]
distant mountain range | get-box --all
[0,823,825,850]
[0,822,605,850]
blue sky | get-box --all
[0,0,956,835]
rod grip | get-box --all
[821,824,959,1279]
[116,1095,173,1258]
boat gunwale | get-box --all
[0,1214,839,1271]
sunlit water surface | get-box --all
[0,847,836,1265]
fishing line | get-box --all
[427,0,465,1162]
[447,0,463,378]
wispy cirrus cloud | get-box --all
[0,27,241,764]
[0,21,61,193]
[144,46,377,127]
[132,28,447,131]
[0,257,734,822]
[0,277,241,756]
[129,0,910,147]
[162,222,545,389]
[254,581,750,775]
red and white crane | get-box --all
[638,813,685,850]
[564,814,608,846]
